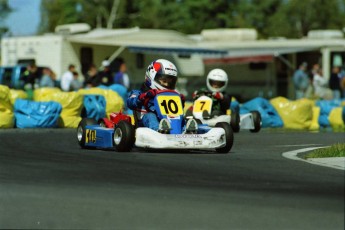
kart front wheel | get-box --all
[230,110,240,133]
[215,122,234,153]
[113,121,135,152]
[250,111,261,133]
[77,118,97,148]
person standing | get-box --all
[69,71,83,91]
[84,64,100,88]
[293,62,309,99]
[98,60,113,86]
[113,58,130,89]
[23,63,41,90]
[40,68,56,88]
[313,68,332,99]
[60,64,76,91]
[329,66,342,100]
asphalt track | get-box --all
[0,129,344,229]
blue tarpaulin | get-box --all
[82,94,106,121]
[14,99,62,128]
[240,97,283,128]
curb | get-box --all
[282,147,345,170]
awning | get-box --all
[203,47,320,64]
[205,55,274,64]
[68,28,227,56]
[127,46,228,56]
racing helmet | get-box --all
[206,68,228,93]
[145,59,178,90]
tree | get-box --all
[39,0,345,38]
[267,0,345,38]
[0,0,12,37]
[39,0,81,33]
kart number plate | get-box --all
[193,99,212,113]
[157,95,183,116]
[86,129,96,143]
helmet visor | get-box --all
[155,74,177,90]
[209,79,226,88]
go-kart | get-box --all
[188,94,261,133]
[77,90,234,153]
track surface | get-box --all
[0,129,344,229]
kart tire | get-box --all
[250,111,261,133]
[113,121,135,152]
[215,122,234,153]
[77,118,97,148]
[230,110,240,133]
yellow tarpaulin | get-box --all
[0,85,14,128]
[10,89,28,105]
[329,107,345,130]
[309,106,320,130]
[270,97,315,130]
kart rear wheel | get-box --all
[77,118,97,148]
[215,122,234,153]
[230,110,240,133]
[113,121,135,152]
[250,111,261,133]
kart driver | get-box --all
[127,59,198,134]
[189,68,231,118]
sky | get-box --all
[5,0,42,36]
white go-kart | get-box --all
[188,95,261,133]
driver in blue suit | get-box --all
[127,59,197,134]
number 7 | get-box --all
[200,101,205,110]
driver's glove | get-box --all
[212,92,224,100]
[138,89,158,101]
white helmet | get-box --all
[145,59,178,90]
[206,68,228,93]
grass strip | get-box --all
[304,143,345,159]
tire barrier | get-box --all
[34,88,83,128]
[9,89,28,105]
[270,97,315,130]
[99,84,128,103]
[82,94,106,121]
[0,85,14,128]
[316,100,342,127]
[1,83,344,130]
[78,87,124,117]
[14,99,62,128]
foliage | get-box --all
[304,143,345,158]
[0,0,12,37]
[38,0,345,38]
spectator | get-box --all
[60,64,76,91]
[113,58,130,89]
[40,68,56,88]
[69,71,83,91]
[340,75,345,98]
[84,64,100,88]
[313,68,332,99]
[293,62,309,99]
[329,66,342,100]
[23,63,41,90]
[98,60,113,86]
